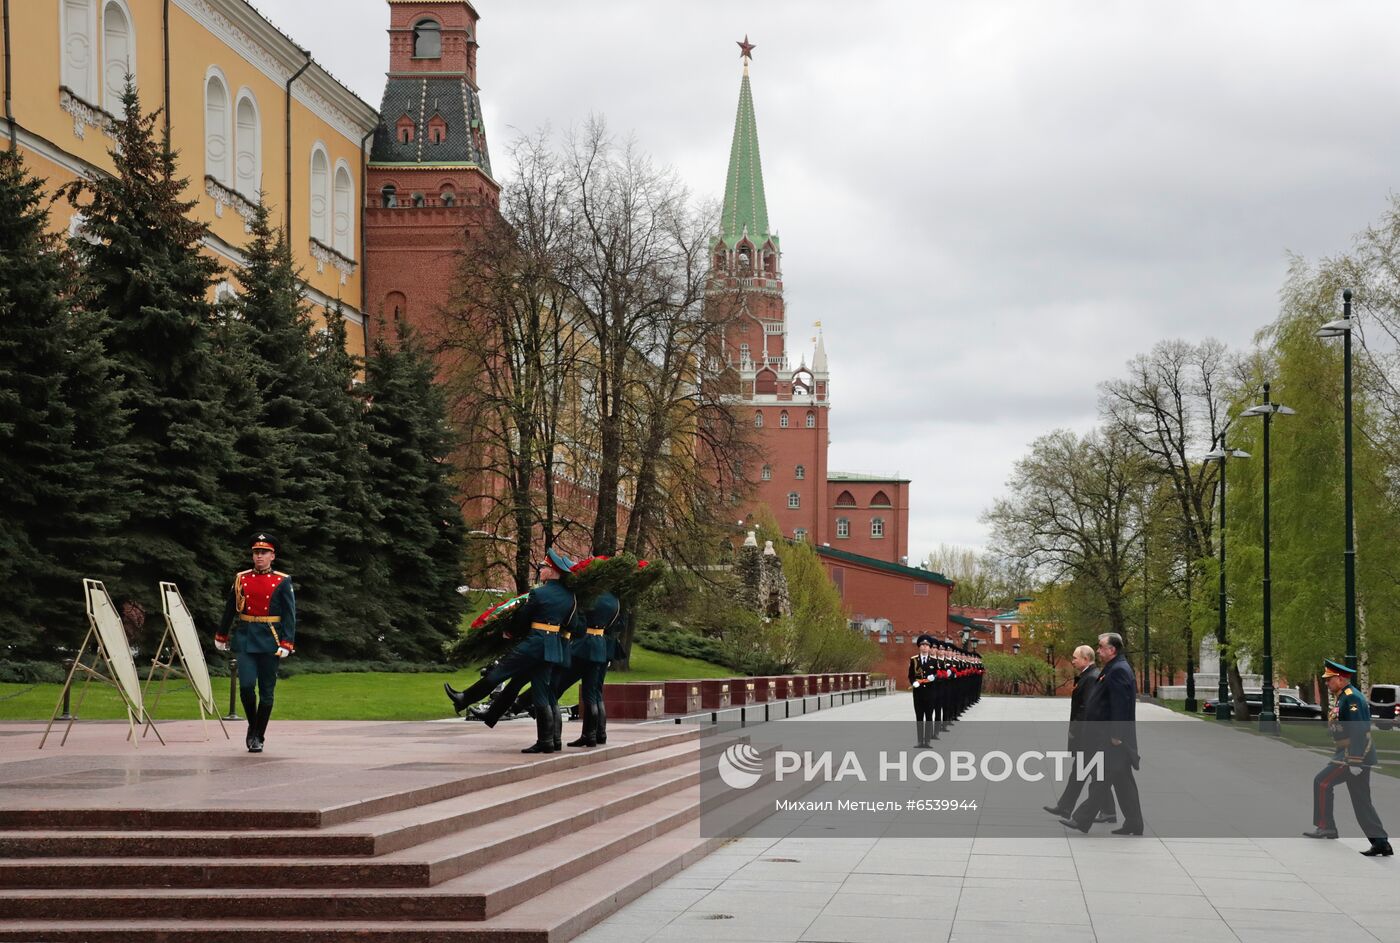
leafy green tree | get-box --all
[60,81,236,631]
[362,319,468,660]
[0,148,129,656]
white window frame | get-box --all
[754,411,763,428]
[204,68,231,185]
[806,411,816,428]
[795,465,805,480]
[233,89,261,201]
[836,517,849,539]
[787,492,800,509]
[309,143,330,244]
[101,0,135,114]
[779,411,789,428]
[61,0,97,103]
[871,517,885,538]
[333,160,354,257]
[794,528,806,543]
[761,465,772,481]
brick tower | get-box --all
[363,0,499,342]
[711,40,831,545]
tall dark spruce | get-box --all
[362,319,468,660]
[0,148,129,658]
[60,81,237,633]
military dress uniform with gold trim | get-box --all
[909,649,938,746]
[1311,681,1389,848]
[217,567,296,750]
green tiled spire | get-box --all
[720,62,775,249]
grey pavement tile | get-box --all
[625,887,715,912]
[851,855,969,877]
[1196,877,1339,914]
[572,921,666,943]
[839,872,963,895]
[1087,891,1220,919]
[651,911,814,943]
[954,881,1090,925]
[801,914,948,942]
[964,852,1080,879]
[1217,907,1375,942]
[697,887,837,915]
[970,835,1072,856]
[732,859,862,881]
[949,919,1096,943]
[1091,913,1240,943]
[1355,916,1400,943]
[820,889,959,919]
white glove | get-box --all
[275,647,291,659]
[214,639,229,652]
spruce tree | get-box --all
[362,320,468,660]
[0,148,129,657]
[60,81,237,628]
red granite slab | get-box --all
[662,680,702,715]
[698,679,730,709]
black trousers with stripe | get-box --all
[1314,762,1388,841]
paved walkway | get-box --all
[577,694,1400,943]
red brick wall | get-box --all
[826,479,910,565]
[750,405,828,545]
[387,1,480,81]
[821,555,951,689]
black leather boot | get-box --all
[551,706,564,752]
[916,721,927,748]
[568,702,597,748]
[594,702,607,744]
[521,713,555,753]
[251,702,273,752]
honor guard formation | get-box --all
[444,548,659,753]
[908,634,982,748]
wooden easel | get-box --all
[139,582,228,741]
[40,579,164,749]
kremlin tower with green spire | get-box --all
[711,37,832,549]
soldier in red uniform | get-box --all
[216,533,296,753]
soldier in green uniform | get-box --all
[215,533,296,754]
[444,553,575,753]
[1303,659,1392,856]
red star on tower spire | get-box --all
[737,35,755,62]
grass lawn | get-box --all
[0,646,735,723]
[1157,697,1400,778]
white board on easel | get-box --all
[138,582,228,740]
[40,579,164,749]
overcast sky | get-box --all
[257,0,1400,557]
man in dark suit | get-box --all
[1062,632,1144,835]
[1043,644,1116,822]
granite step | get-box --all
[0,737,715,859]
[0,727,701,832]
[0,771,803,941]
[0,759,706,890]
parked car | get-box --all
[1200,691,1323,720]
[1370,684,1398,730]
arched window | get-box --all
[413,18,441,58]
[753,411,763,428]
[779,411,789,428]
[737,243,752,274]
[787,492,800,509]
[794,528,807,543]
[333,162,353,257]
[794,465,805,480]
[871,517,885,538]
[427,113,447,144]
[381,184,397,208]
[764,251,777,276]
[386,291,407,322]
[396,114,415,144]
[871,490,892,508]
[806,411,816,428]
[412,192,425,207]
[309,145,330,243]
[835,490,856,507]
[61,0,96,102]
[761,465,772,481]
[234,92,260,200]
[836,518,850,539]
[441,191,455,206]
[102,1,133,113]
[204,71,230,184]
[739,342,750,363]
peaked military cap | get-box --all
[1322,658,1356,679]
[916,634,935,647]
[546,547,577,573]
[250,532,278,553]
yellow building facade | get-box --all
[0,0,378,355]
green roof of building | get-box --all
[815,545,954,586]
[948,613,981,628]
[828,472,911,483]
[719,65,774,250]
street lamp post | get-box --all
[1243,383,1296,735]
[1204,438,1251,721]
[1316,290,1358,673]
[1185,561,1196,713]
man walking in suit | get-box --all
[1062,632,1144,835]
[1043,644,1116,823]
